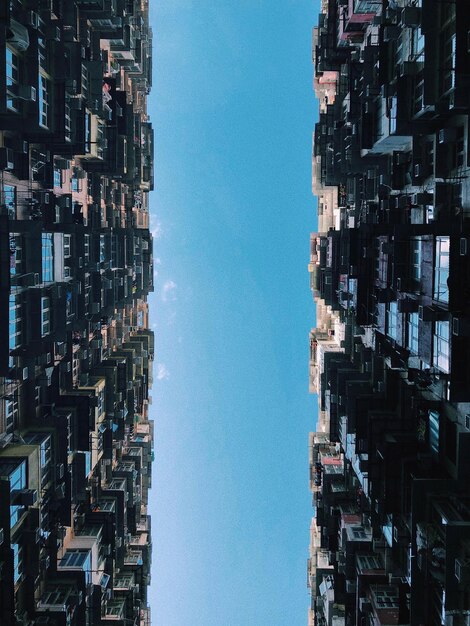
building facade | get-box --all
[0,1,154,625]
[308,1,470,625]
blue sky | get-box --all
[148,2,319,624]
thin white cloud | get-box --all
[151,221,163,239]
[155,257,162,265]
[156,363,170,381]
[162,280,177,302]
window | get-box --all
[97,389,105,416]
[81,63,88,99]
[5,395,18,433]
[64,101,71,142]
[114,574,134,590]
[389,96,397,135]
[105,601,125,618]
[71,176,80,192]
[96,122,105,158]
[3,184,16,219]
[433,320,450,373]
[0,459,27,528]
[9,294,21,351]
[374,589,399,608]
[412,26,425,61]
[410,238,422,282]
[6,46,19,111]
[53,168,62,188]
[60,549,92,583]
[38,37,47,73]
[41,297,50,336]
[99,235,106,262]
[407,312,419,354]
[434,237,450,303]
[38,73,50,128]
[63,234,71,258]
[40,587,70,606]
[84,111,91,152]
[124,551,143,566]
[439,25,456,95]
[84,234,90,261]
[351,526,367,539]
[9,234,22,277]
[357,555,382,571]
[454,127,465,168]
[12,543,23,584]
[41,233,54,282]
[386,301,398,341]
[429,410,440,454]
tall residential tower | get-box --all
[0,1,154,624]
[308,1,470,624]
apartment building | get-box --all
[308,1,470,625]
[0,1,154,625]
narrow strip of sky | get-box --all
[148,2,320,624]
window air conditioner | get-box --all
[28,11,40,28]
[17,85,36,101]
[0,147,14,170]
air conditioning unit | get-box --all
[439,128,457,144]
[383,25,400,41]
[17,85,36,101]
[398,61,422,77]
[68,97,82,110]
[12,489,38,506]
[401,7,421,26]
[55,483,65,499]
[28,11,40,28]
[346,580,356,594]
[65,79,77,94]
[62,355,74,377]
[452,317,470,337]
[40,556,50,571]
[0,147,14,170]
[47,25,61,42]
[455,558,470,583]
[359,597,372,612]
